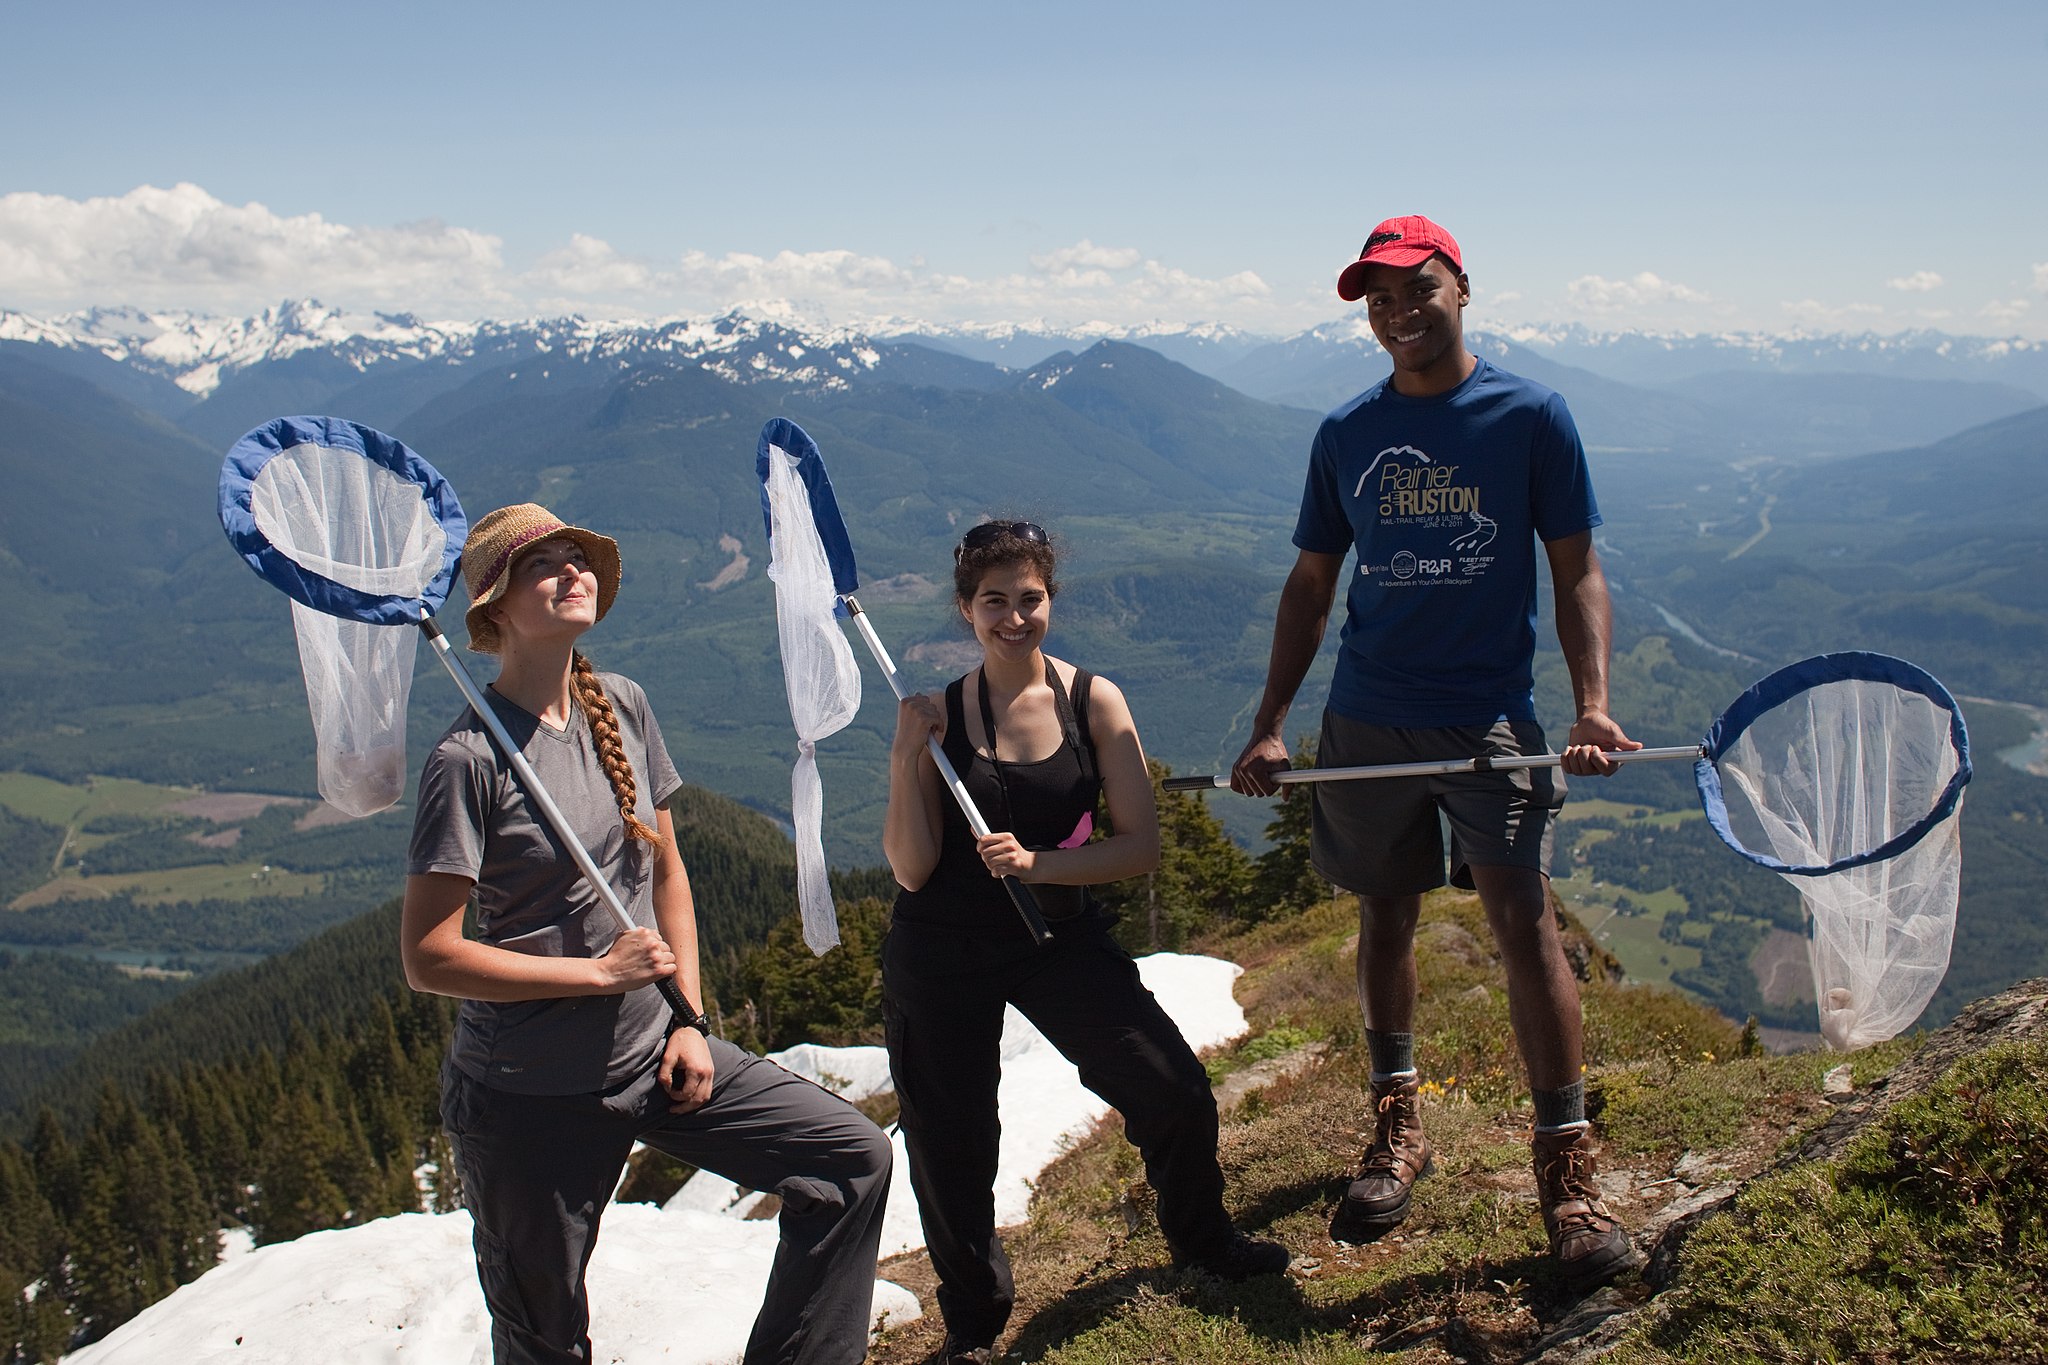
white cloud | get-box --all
[1029,240,1144,275]
[529,236,1273,329]
[523,234,658,297]
[0,183,507,313]
[2034,263,2048,293]
[1981,298,2031,323]
[0,186,1290,328]
[1885,270,1943,292]
[676,247,929,297]
[1564,271,1711,314]
[1779,298,1887,329]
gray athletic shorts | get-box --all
[1309,709,1566,897]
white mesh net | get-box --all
[286,603,416,816]
[1713,677,1964,1049]
[763,443,863,955]
[251,443,448,817]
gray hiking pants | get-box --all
[442,1036,893,1365]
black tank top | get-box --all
[891,660,1100,934]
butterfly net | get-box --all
[1701,655,1970,1049]
[239,432,451,816]
[761,439,863,955]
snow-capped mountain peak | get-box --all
[5,300,2046,404]
[0,301,895,397]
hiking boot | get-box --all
[1329,1073,1433,1244]
[1174,1230,1293,1280]
[1531,1124,1642,1289]
[932,1334,993,1365]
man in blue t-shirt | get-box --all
[1230,215,1642,1289]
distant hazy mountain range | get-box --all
[8,298,2048,403]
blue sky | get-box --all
[2,0,2044,336]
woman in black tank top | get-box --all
[880,521,1289,1363]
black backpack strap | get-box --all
[1045,660,1097,785]
[1070,667,1095,754]
[942,676,972,772]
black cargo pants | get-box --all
[882,917,1233,1347]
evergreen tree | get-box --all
[327,1102,390,1225]
[348,1000,417,1206]
[0,1140,71,1362]
[10,1273,74,1365]
[250,1089,349,1244]
[735,897,891,1052]
[244,1047,285,1153]
[165,1065,252,1223]
[0,1142,50,1298]
[20,1110,79,1356]
[1251,734,1328,919]
[1098,762,1255,952]
[26,1112,76,1227]
[60,1157,128,1345]
[62,1086,217,1341]
[421,1128,462,1214]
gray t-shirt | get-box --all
[407,672,684,1095]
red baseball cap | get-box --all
[1337,215,1464,301]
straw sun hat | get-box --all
[461,503,622,653]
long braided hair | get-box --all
[570,651,664,847]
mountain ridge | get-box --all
[8,299,2048,408]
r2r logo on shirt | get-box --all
[1390,552,1454,579]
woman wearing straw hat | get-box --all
[881,520,1289,1365]
[401,503,892,1365]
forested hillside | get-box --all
[0,781,886,1128]
[0,954,186,1121]
[0,902,449,1358]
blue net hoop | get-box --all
[757,417,859,611]
[220,415,467,624]
[1696,651,1971,876]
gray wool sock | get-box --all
[1533,1080,1587,1131]
[1365,1029,1416,1082]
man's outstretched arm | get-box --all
[1231,549,1345,794]
[1545,530,1638,776]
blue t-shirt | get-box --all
[1294,358,1601,727]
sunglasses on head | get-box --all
[954,521,1048,561]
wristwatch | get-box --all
[670,1000,713,1037]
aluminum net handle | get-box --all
[419,620,701,1028]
